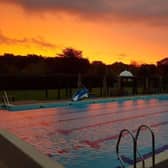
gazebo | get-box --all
[119,70,134,78]
[119,70,137,95]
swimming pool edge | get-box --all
[2,94,168,111]
[0,129,64,168]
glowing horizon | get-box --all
[0,1,168,65]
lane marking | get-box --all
[81,121,168,149]
[46,120,168,155]
[57,110,168,135]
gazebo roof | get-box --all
[119,70,134,77]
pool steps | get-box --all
[116,125,155,168]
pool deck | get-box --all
[0,130,64,168]
[150,151,168,168]
[12,99,70,105]
[155,160,168,168]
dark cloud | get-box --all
[1,0,168,25]
[1,0,110,13]
[0,31,57,48]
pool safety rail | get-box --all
[0,90,10,107]
[116,125,155,168]
[136,125,155,168]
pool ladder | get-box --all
[0,90,10,107]
[116,125,155,168]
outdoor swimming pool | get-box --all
[0,95,168,168]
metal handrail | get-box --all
[136,149,145,168]
[135,125,155,168]
[116,129,137,168]
[2,95,7,106]
[2,91,9,107]
[4,91,9,106]
[0,90,10,109]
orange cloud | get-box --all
[0,31,57,49]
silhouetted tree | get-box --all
[56,48,90,74]
[0,52,167,92]
[157,57,168,91]
[157,57,168,77]
[58,48,82,59]
[108,62,128,77]
[90,61,106,75]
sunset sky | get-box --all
[0,0,168,64]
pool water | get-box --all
[0,95,168,168]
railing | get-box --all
[1,90,10,107]
[116,129,137,168]
[135,125,155,168]
[116,125,155,168]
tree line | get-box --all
[0,48,167,92]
